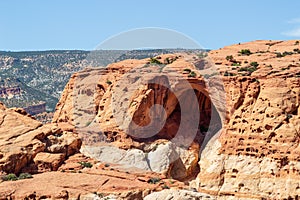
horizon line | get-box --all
[0,48,210,53]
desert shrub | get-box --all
[276,51,294,58]
[165,57,170,64]
[188,71,197,77]
[276,52,283,58]
[164,57,177,64]
[78,161,93,168]
[148,177,161,184]
[104,163,110,167]
[281,66,290,71]
[106,80,112,85]
[224,71,236,76]
[295,41,299,45]
[239,67,248,72]
[2,173,18,181]
[150,57,162,65]
[18,173,33,180]
[239,49,252,56]
[283,51,294,56]
[250,62,259,68]
[238,62,258,74]
[293,48,300,53]
[226,55,234,61]
[162,184,170,189]
[231,62,241,66]
[238,67,257,73]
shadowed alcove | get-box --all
[130,82,222,149]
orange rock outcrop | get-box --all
[53,40,300,199]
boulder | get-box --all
[0,102,81,174]
[80,145,151,171]
[81,142,199,180]
[34,152,66,172]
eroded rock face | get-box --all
[80,145,151,171]
[0,102,81,174]
[0,172,140,199]
[81,141,199,181]
[53,54,224,181]
[0,162,186,199]
[53,55,223,145]
[197,40,300,199]
[52,40,300,199]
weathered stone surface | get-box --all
[144,189,215,200]
[81,142,199,180]
[34,152,65,171]
[80,145,150,171]
[0,102,81,174]
[196,40,300,199]
[0,169,183,200]
[147,142,178,173]
[147,142,199,180]
[119,190,143,200]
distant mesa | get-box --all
[0,85,21,98]
[24,102,46,115]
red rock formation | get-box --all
[197,40,300,199]
[0,102,81,174]
[53,40,300,199]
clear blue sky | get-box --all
[1,0,300,51]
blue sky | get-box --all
[1,0,300,51]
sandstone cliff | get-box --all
[197,40,300,199]
[52,40,300,199]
